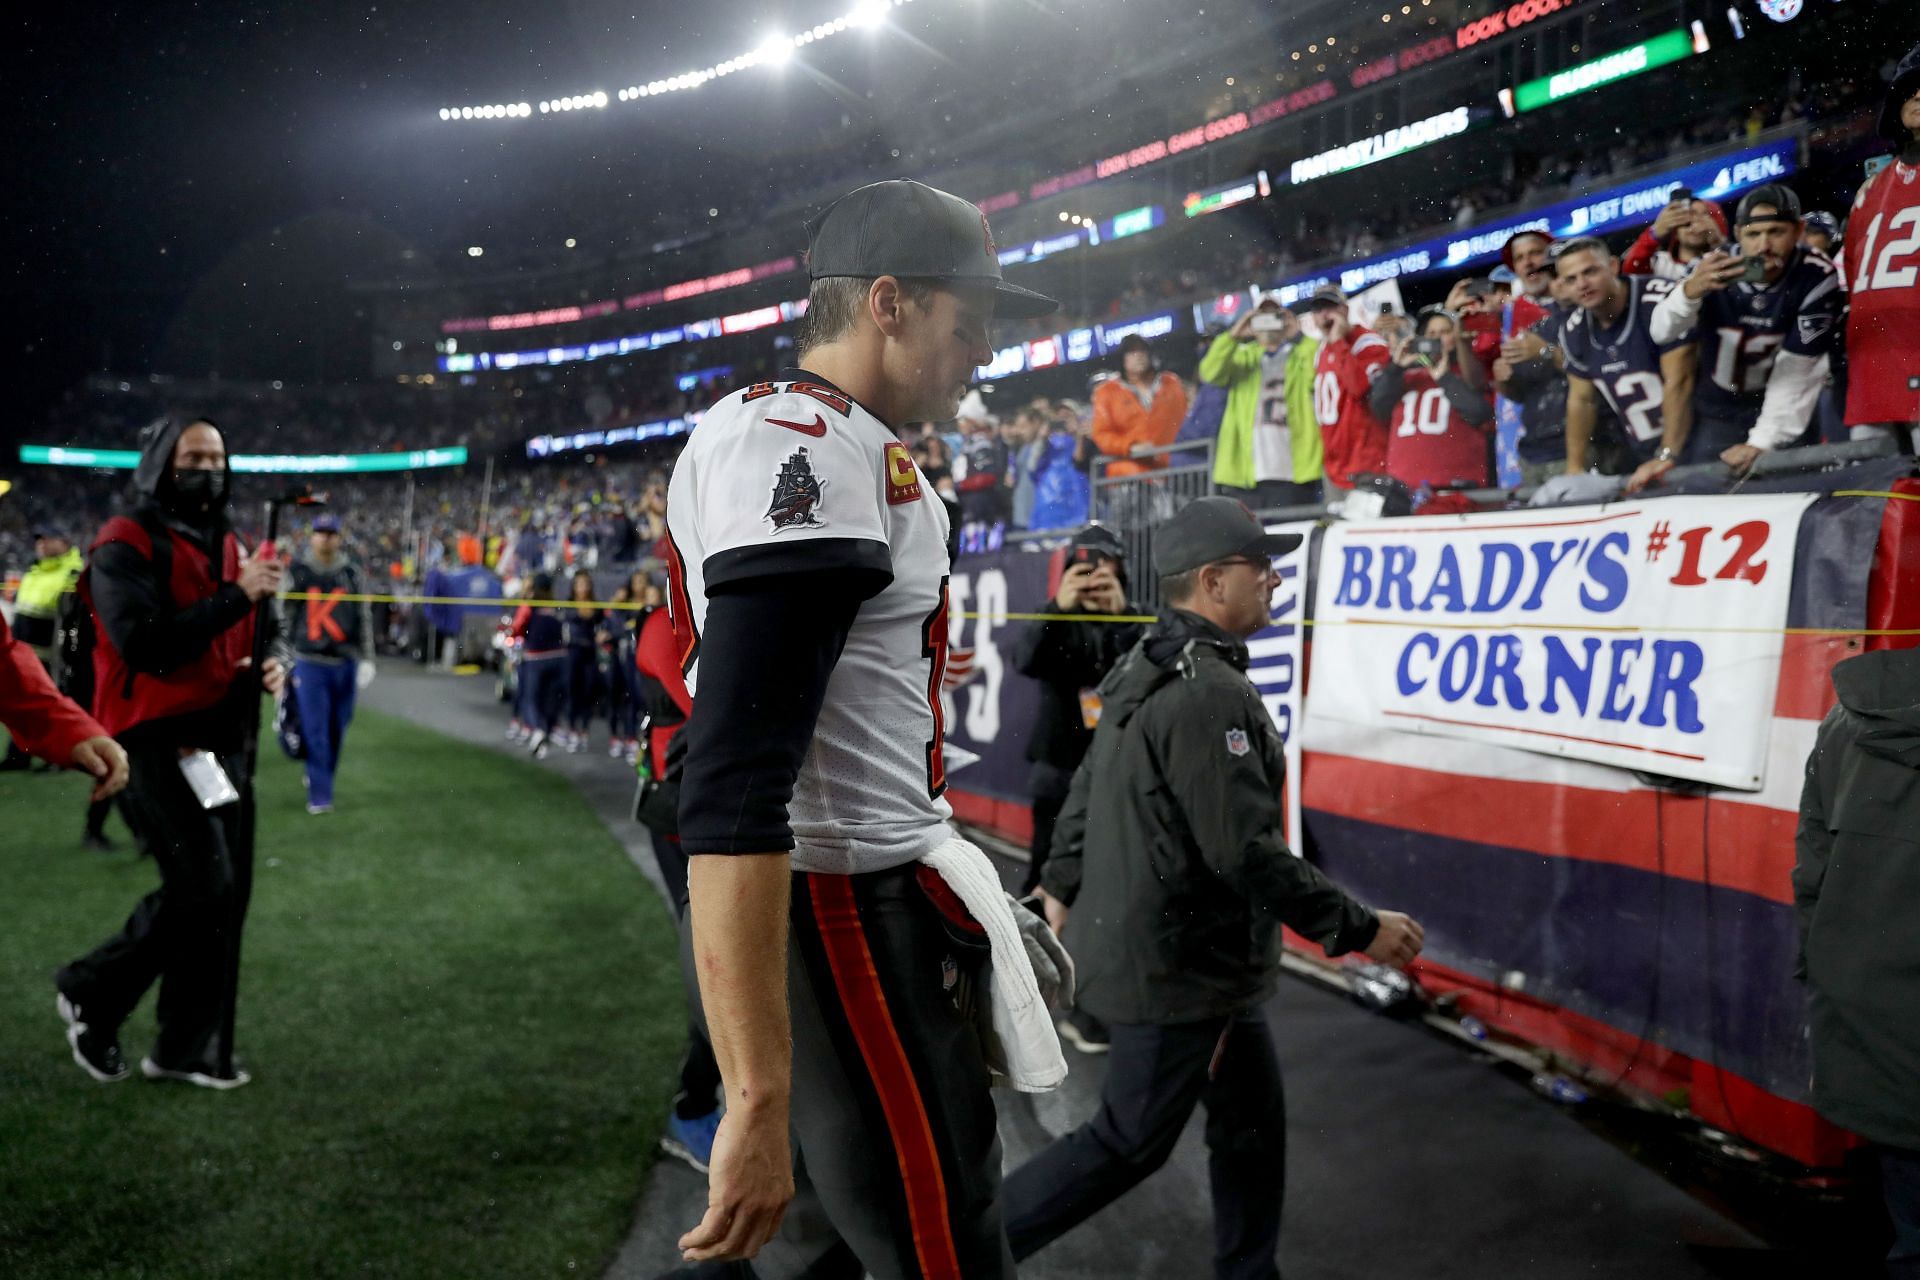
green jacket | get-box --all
[1199,332,1322,491]
[1795,648,1920,1149]
[1043,609,1377,1025]
[16,547,83,620]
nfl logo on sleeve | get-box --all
[1225,728,1250,757]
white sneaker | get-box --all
[528,730,550,758]
[141,1056,251,1090]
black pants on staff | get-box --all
[1003,1010,1288,1280]
[57,743,255,1072]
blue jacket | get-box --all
[1027,433,1091,532]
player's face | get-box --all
[1555,249,1616,311]
[891,283,994,424]
[1738,219,1798,282]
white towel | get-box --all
[918,835,1068,1093]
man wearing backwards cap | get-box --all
[1010,497,1424,1279]
[665,179,1069,1278]
[1650,182,1844,478]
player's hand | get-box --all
[1625,458,1675,494]
[679,1103,793,1263]
[1444,279,1482,315]
[356,660,377,691]
[1720,442,1764,475]
[1363,910,1425,970]
[261,657,287,696]
[1501,331,1549,363]
[1683,250,1746,299]
[237,546,284,602]
[1054,562,1096,611]
[1229,311,1256,341]
[69,736,129,802]
[1036,886,1069,937]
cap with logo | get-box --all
[1736,183,1803,227]
[312,514,342,533]
[1152,497,1303,577]
[804,179,1060,320]
[1306,285,1347,310]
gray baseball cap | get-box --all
[1152,497,1303,577]
[804,180,1060,320]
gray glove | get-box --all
[1007,893,1075,1011]
[1528,471,1623,508]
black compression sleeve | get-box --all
[676,572,871,854]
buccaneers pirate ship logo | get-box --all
[766,446,826,531]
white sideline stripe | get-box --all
[1300,714,1818,815]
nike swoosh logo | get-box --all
[766,414,827,437]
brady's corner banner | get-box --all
[1246,521,1317,852]
[1306,494,1817,790]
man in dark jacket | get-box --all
[1009,497,1424,1280]
[1010,523,1142,896]
[1795,647,1920,1275]
[281,513,376,814]
[55,415,285,1090]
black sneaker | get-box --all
[140,1057,252,1090]
[1058,1008,1111,1055]
[58,993,130,1082]
[81,831,116,853]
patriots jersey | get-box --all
[1690,247,1842,414]
[1562,275,1687,459]
[665,369,955,876]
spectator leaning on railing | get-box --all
[1090,334,1188,478]
[1555,237,1698,495]
[1371,306,1494,493]
[1496,243,1579,483]
[1650,183,1845,475]
[1201,297,1323,510]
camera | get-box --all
[1249,313,1286,334]
[1071,546,1116,571]
[1669,186,1693,204]
[1412,337,1447,361]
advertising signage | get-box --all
[1287,107,1474,185]
[1184,172,1272,218]
[1508,29,1703,114]
[1258,138,1797,307]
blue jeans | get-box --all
[520,654,566,733]
[292,658,358,809]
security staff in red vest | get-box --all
[55,416,286,1090]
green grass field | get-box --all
[0,710,685,1279]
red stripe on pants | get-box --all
[806,872,962,1279]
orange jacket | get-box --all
[1091,373,1188,478]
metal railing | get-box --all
[1088,439,1215,611]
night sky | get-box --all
[8,1,1283,432]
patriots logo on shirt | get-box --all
[765,446,826,531]
[1798,312,1834,344]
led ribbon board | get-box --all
[1288,108,1473,185]
[20,445,470,473]
[1511,29,1700,114]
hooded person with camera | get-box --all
[1370,305,1495,493]
[55,416,285,1090]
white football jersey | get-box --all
[666,371,955,875]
